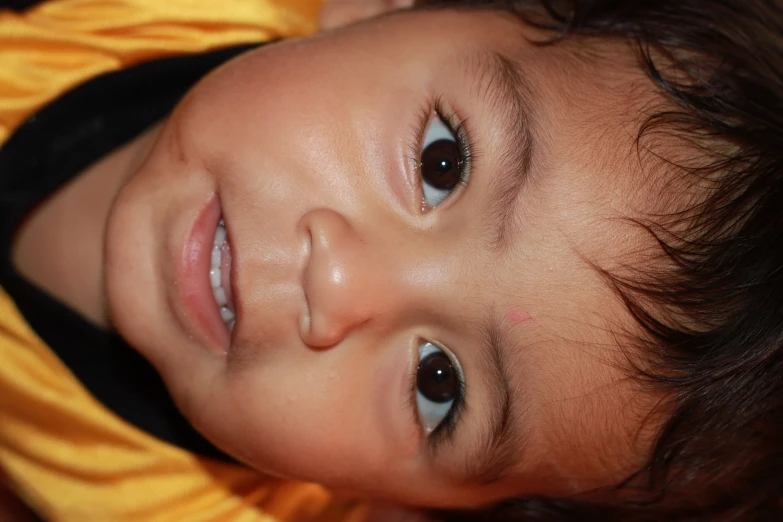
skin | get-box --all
[13,4,671,513]
[318,0,413,30]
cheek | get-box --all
[189,343,419,490]
[183,42,370,159]
[174,51,402,214]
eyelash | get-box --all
[404,100,472,449]
[407,341,468,453]
[410,97,474,211]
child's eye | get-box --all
[418,114,469,211]
[416,341,464,435]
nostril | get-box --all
[303,311,344,349]
[299,308,311,345]
[299,219,314,344]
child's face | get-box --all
[106,8,664,508]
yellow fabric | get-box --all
[0,0,322,143]
[0,1,367,520]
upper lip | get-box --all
[222,203,240,336]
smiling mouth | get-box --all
[210,217,236,332]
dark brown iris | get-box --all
[417,351,457,403]
[421,139,461,190]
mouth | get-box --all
[210,217,236,331]
[178,195,237,354]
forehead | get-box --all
[452,21,670,492]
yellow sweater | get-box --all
[0,1,364,520]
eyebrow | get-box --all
[463,314,524,484]
[469,50,537,252]
[455,50,537,484]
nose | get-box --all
[298,208,395,348]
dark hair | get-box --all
[414,0,783,520]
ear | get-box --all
[318,0,415,31]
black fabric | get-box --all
[0,0,42,11]
[0,44,260,465]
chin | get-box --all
[104,172,180,380]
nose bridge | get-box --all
[299,208,404,347]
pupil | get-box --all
[417,351,457,403]
[421,139,460,190]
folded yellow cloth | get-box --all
[0,0,321,144]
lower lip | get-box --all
[178,194,230,354]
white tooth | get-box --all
[210,267,221,288]
[220,307,235,322]
[213,287,227,306]
[211,247,222,268]
[229,319,236,333]
[214,225,226,246]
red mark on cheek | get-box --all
[506,309,532,325]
